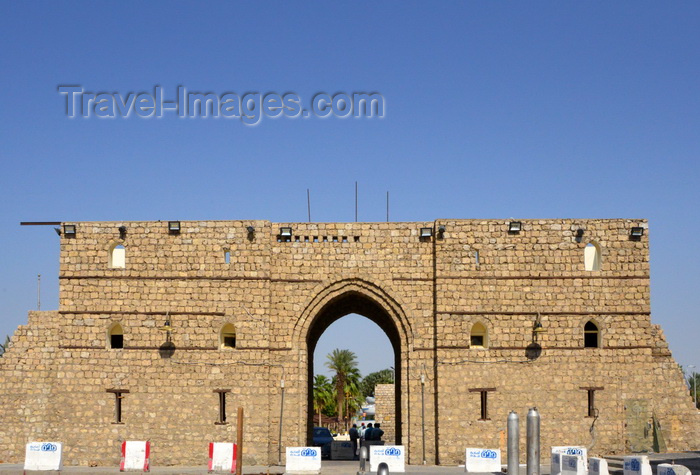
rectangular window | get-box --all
[214,389,230,424]
[107,389,129,424]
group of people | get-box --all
[348,422,384,459]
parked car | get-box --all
[312,426,334,459]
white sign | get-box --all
[623,455,652,475]
[657,463,691,475]
[120,440,150,471]
[286,447,321,474]
[561,454,586,475]
[370,445,405,473]
[552,446,588,471]
[330,440,354,460]
[208,442,236,473]
[24,442,63,471]
[589,457,611,475]
[465,448,501,473]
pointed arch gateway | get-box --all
[292,279,413,450]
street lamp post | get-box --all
[689,365,697,409]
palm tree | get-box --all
[325,349,358,427]
[343,367,362,424]
[313,375,334,427]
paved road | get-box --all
[4,452,699,474]
[0,461,545,474]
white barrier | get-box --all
[369,445,405,473]
[623,455,653,475]
[24,442,63,471]
[120,440,150,472]
[561,454,586,475]
[657,463,691,475]
[465,448,501,473]
[552,446,588,473]
[208,442,237,473]
[589,457,611,475]
[330,440,354,460]
[286,447,321,474]
[551,451,563,475]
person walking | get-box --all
[349,423,359,459]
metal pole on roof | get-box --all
[307,189,311,222]
[386,191,389,222]
[355,181,358,222]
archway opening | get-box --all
[306,291,402,449]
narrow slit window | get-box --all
[584,242,601,271]
[474,250,480,267]
[220,323,236,349]
[470,388,495,420]
[224,250,231,264]
[584,321,600,348]
[470,322,488,349]
[480,391,489,420]
[109,323,124,349]
[109,244,126,269]
[214,390,230,424]
[107,389,129,424]
[587,389,596,417]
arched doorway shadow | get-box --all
[296,280,410,449]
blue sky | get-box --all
[1,2,699,376]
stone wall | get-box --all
[0,218,698,467]
[374,384,396,445]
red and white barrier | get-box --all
[120,440,150,472]
[208,442,237,473]
[24,442,63,471]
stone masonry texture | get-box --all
[0,219,699,467]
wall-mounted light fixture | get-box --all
[118,226,127,240]
[246,225,255,237]
[508,221,522,234]
[168,221,181,234]
[420,227,433,238]
[630,227,644,241]
[575,228,585,243]
[279,227,292,242]
[532,313,547,342]
[63,224,76,237]
[437,225,446,239]
[159,313,174,343]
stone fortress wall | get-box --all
[1,219,698,467]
